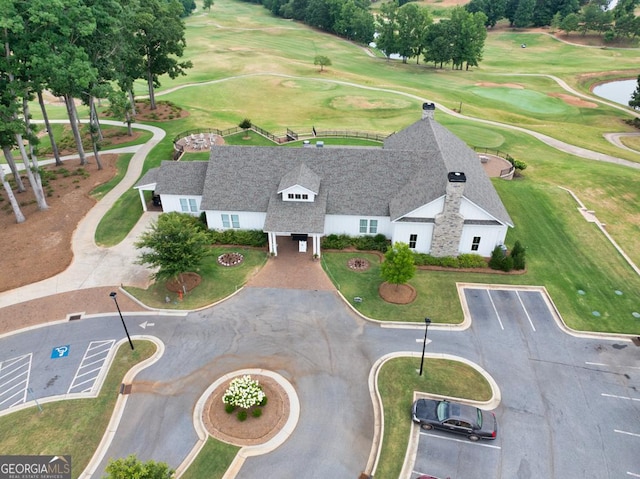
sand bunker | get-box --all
[548,93,598,108]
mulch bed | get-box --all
[378,282,417,304]
[165,272,202,293]
[202,375,289,446]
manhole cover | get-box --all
[614,290,623,295]
[632,312,640,319]
[592,311,601,317]
[577,290,586,295]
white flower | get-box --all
[222,375,266,409]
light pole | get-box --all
[418,317,431,376]
[110,291,135,350]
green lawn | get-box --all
[0,341,156,479]
[125,247,268,309]
[375,358,493,479]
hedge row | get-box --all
[321,234,390,252]
[413,252,488,268]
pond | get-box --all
[592,79,637,106]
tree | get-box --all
[376,1,399,58]
[131,0,193,110]
[513,0,535,27]
[465,0,507,27]
[203,0,214,10]
[314,55,332,71]
[629,75,640,110]
[380,242,416,288]
[107,89,135,136]
[423,21,453,68]
[560,12,580,34]
[135,212,210,287]
[395,3,431,64]
[104,455,173,479]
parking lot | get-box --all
[0,339,117,414]
[409,286,640,479]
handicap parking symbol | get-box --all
[51,345,70,358]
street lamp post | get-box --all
[418,317,432,376]
[110,291,135,350]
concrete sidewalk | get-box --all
[0,120,166,310]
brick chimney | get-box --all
[430,172,466,257]
[422,102,436,120]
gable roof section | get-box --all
[385,118,513,226]
[134,168,160,189]
[264,188,328,233]
[200,146,426,217]
[277,163,321,194]
[153,160,208,196]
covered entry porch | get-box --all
[266,232,322,257]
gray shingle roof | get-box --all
[134,168,160,188]
[264,188,327,233]
[149,116,512,230]
[277,163,321,194]
[153,161,208,196]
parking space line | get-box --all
[419,431,502,449]
[486,290,505,330]
[587,361,640,371]
[0,353,32,410]
[615,429,640,438]
[67,340,115,394]
[515,291,536,331]
[602,393,640,402]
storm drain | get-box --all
[119,383,132,395]
[67,312,84,321]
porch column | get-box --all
[313,235,321,257]
[138,189,148,212]
[268,232,278,256]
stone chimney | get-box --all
[422,102,436,120]
[430,172,466,257]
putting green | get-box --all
[450,124,506,149]
[470,87,571,115]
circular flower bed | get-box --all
[218,252,244,267]
[347,257,370,271]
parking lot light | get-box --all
[110,291,135,350]
[419,317,432,376]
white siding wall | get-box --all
[391,222,434,253]
[459,225,508,256]
[160,194,202,216]
[280,186,315,202]
[402,197,445,219]
[324,215,391,236]
[205,211,266,230]
[459,198,496,221]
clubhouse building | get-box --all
[134,104,513,258]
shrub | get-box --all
[209,229,267,247]
[252,408,263,418]
[237,410,248,421]
[260,396,268,407]
[222,375,266,409]
[225,403,235,414]
[488,245,506,270]
[322,234,351,250]
[239,118,252,129]
[457,253,488,268]
[511,240,526,270]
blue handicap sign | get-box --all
[51,345,70,358]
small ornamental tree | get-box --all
[511,240,526,270]
[380,242,416,288]
[629,74,640,111]
[222,375,266,410]
[239,118,252,139]
[135,212,210,288]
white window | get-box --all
[359,219,378,234]
[409,234,417,249]
[288,193,294,199]
[471,236,481,251]
[180,198,197,212]
[222,214,240,229]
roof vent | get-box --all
[447,171,466,183]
